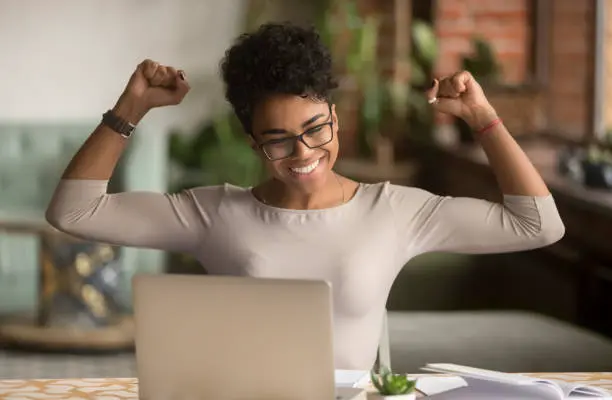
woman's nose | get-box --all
[292,138,313,158]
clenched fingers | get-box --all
[141,59,178,88]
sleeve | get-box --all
[385,183,566,259]
[46,179,223,254]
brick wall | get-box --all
[336,0,541,154]
[428,0,596,140]
[606,0,612,131]
[434,0,531,84]
[546,0,595,139]
[433,0,596,140]
[432,0,538,132]
[335,0,596,155]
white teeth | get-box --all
[290,159,320,174]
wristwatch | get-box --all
[101,109,136,138]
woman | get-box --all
[46,23,564,370]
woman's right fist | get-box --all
[115,59,190,122]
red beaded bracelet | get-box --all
[476,118,503,135]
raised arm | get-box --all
[389,185,564,257]
[427,72,550,197]
[46,60,207,253]
[392,72,564,258]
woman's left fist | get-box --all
[426,71,498,130]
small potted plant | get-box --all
[370,367,417,399]
[581,144,612,189]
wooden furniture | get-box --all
[0,373,609,398]
[0,316,134,352]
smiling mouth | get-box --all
[289,158,320,175]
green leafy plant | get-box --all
[406,19,439,141]
[316,1,439,157]
[604,127,612,146]
[371,367,417,396]
[168,111,265,192]
[411,19,438,86]
[319,0,385,157]
[586,143,612,165]
[462,37,502,84]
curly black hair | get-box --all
[220,22,338,134]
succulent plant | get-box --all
[371,367,417,396]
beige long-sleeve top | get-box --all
[46,180,565,370]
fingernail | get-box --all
[178,70,186,80]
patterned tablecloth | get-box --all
[0,373,611,399]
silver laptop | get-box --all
[132,274,362,400]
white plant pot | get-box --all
[369,393,415,400]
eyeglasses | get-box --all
[256,108,334,161]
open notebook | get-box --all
[420,364,612,400]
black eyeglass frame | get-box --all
[253,104,334,161]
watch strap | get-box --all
[102,109,136,138]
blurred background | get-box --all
[1,0,612,378]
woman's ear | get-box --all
[248,134,257,150]
[331,103,339,132]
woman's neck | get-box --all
[258,172,346,210]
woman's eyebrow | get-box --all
[301,113,325,128]
[260,112,326,135]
